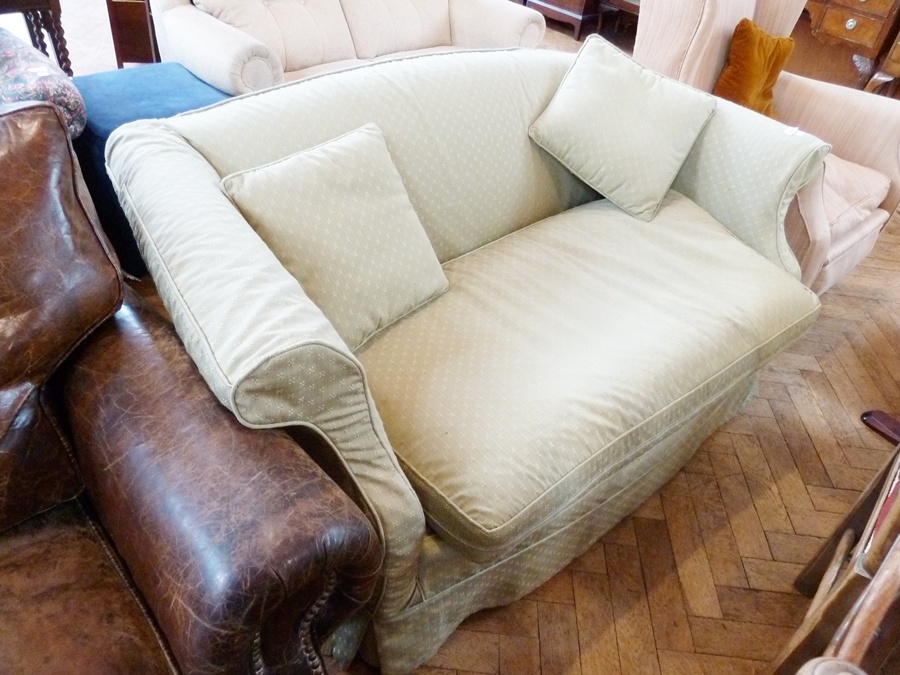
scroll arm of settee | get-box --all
[672,96,831,279]
[149,0,283,96]
[60,287,383,675]
[448,0,546,48]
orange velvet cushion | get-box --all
[713,18,794,118]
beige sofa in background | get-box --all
[106,46,828,673]
[148,0,546,95]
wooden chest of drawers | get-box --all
[525,0,601,40]
[806,0,900,85]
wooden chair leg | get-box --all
[43,8,72,76]
[826,536,900,673]
[23,10,49,57]
[794,454,895,596]
[861,409,900,445]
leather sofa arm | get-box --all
[774,71,900,216]
[448,0,545,48]
[149,0,283,95]
[60,287,383,675]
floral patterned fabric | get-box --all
[0,28,86,136]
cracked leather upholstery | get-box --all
[0,101,122,532]
[63,286,384,674]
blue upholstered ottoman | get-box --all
[74,63,230,276]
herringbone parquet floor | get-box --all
[338,219,900,675]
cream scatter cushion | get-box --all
[529,35,717,221]
[221,123,449,351]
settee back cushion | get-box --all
[530,36,717,221]
[193,0,358,71]
[165,49,596,264]
[339,0,451,58]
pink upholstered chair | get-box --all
[633,0,900,295]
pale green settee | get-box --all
[105,45,827,673]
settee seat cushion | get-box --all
[357,191,820,561]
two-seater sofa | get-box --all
[105,41,830,673]
[149,0,546,95]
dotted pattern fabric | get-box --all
[364,375,758,674]
[221,124,448,351]
[164,49,597,265]
[105,48,831,674]
[672,95,830,279]
[530,35,717,222]
[357,193,821,562]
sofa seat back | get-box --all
[193,0,358,71]
[339,0,451,58]
[162,48,596,264]
[357,192,820,561]
[192,0,463,73]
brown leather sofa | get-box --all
[0,100,383,674]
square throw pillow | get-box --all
[713,18,794,118]
[221,123,449,351]
[529,35,717,221]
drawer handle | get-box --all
[846,18,858,29]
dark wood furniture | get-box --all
[865,32,900,92]
[525,0,601,40]
[0,0,71,75]
[806,0,900,88]
[105,0,158,67]
[766,412,900,673]
[598,0,639,37]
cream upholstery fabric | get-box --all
[358,192,819,560]
[193,0,357,71]
[752,0,805,37]
[339,0,451,58]
[530,36,716,221]
[448,0,545,47]
[793,154,890,294]
[221,124,448,351]
[774,72,900,218]
[105,49,828,675]
[632,0,755,92]
[813,155,890,244]
[149,0,544,96]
